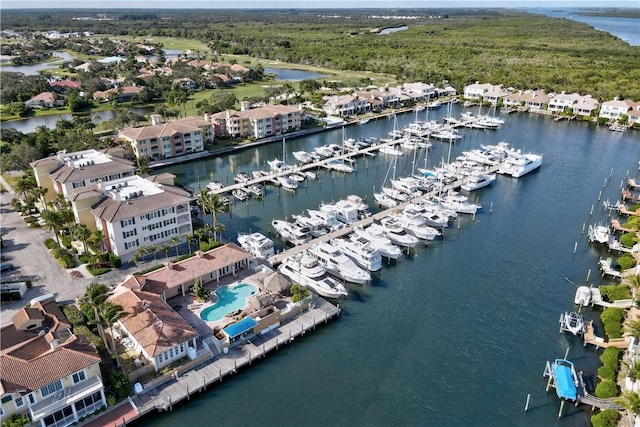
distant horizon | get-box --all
[2,1,639,10]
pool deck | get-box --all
[114,295,340,425]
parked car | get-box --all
[0,263,16,273]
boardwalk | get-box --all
[583,320,630,349]
[121,296,340,424]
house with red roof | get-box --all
[24,92,65,109]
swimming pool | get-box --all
[199,283,259,322]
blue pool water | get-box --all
[199,283,258,322]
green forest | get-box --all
[2,8,639,100]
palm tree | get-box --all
[91,229,107,255]
[40,209,64,246]
[161,243,171,260]
[79,283,109,351]
[184,233,193,254]
[615,391,640,416]
[193,229,204,249]
[171,235,181,257]
[197,189,230,242]
[98,302,127,367]
[72,224,92,255]
[148,244,158,261]
[625,319,640,340]
[14,176,36,202]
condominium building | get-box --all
[209,104,301,139]
[90,175,193,257]
[118,116,213,161]
[0,296,105,427]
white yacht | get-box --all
[307,209,345,232]
[588,224,611,244]
[405,203,449,228]
[382,185,412,202]
[438,192,481,215]
[325,159,354,173]
[378,144,404,156]
[237,232,275,259]
[278,252,348,299]
[234,172,250,183]
[246,184,265,197]
[271,219,312,246]
[267,158,291,173]
[277,175,299,190]
[461,173,496,192]
[498,150,542,178]
[373,192,398,209]
[373,218,419,248]
[350,227,402,260]
[292,151,314,164]
[345,194,372,219]
[206,181,224,192]
[308,242,371,284]
[330,237,383,272]
[292,214,329,238]
[232,188,249,202]
[392,210,441,241]
[319,201,359,225]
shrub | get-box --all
[600,284,632,302]
[60,236,72,249]
[595,379,618,399]
[23,215,37,223]
[74,325,104,351]
[51,248,76,268]
[107,395,117,406]
[597,365,615,381]
[109,253,121,268]
[63,305,86,326]
[29,222,41,228]
[591,409,619,427]
[601,308,625,339]
[619,232,638,248]
[78,254,90,264]
[199,239,221,252]
[108,371,131,398]
[44,238,59,250]
[0,291,23,302]
[88,267,111,276]
[600,347,621,370]
[618,253,637,271]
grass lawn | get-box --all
[112,35,210,53]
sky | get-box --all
[2,0,639,9]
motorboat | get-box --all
[246,184,265,197]
[304,170,318,180]
[330,237,383,272]
[277,175,298,190]
[427,100,443,110]
[599,257,622,279]
[307,209,345,232]
[374,218,419,248]
[378,144,404,156]
[325,159,354,173]
[206,181,224,192]
[313,145,335,159]
[350,226,402,260]
[559,311,585,336]
[271,219,312,246]
[292,214,329,238]
[588,224,610,244]
[551,359,579,401]
[288,173,306,182]
[278,252,348,299]
[574,286,592,306]
[461,173,496,192]
[237,232,275,259]
[292,151,314,164]
[498,150,542,178]
[252,170,270,180]
[358,118,370,125]
[319,201,359,225]
[382,185,412,202]
[345,194,372,219]
[373,192,398,209]
[234,172,250,184]
[391,210,441,241]
[405,203,449,228]
[232,188,249,202]
[268,158,291,173]
[308,242,371,284]
[437,192,481,215]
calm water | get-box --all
[378,25,409,35]
[263,68,330,81]
[200,283,259,322]
[138,107,639,427]
[0,51,75,74]
[527,8,640,45]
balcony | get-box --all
[30,376,104,422]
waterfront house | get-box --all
[108,289,199,372]
[627,102,640,125]
[24,92,65,109]
[50,79,81,93]
[572,95,599,117]
[118,116,212,161]
[323,94,371,116]
[0,296,106,427]
[93,85,143,103]
[30,148,135,203]
[599,98,635,120]
[548,92,583,113]
[503,89,549,110]
[463,82,499,101]
[209,104,301,139]
[401,82,436,100]
[359,89,400,109]
[481,85,511,105]
[89,175,193,257]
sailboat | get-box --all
[267,137,292,173]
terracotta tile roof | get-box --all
[90,184,190,222]
[10,308,44,330]
[118,116,211,141]
[51,80,80,89]
[120,243,249,295]
[109,289,198,357]
[49,156,135,184]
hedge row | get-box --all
[591,409,619,427]
[44,238,59,250]
[51,248,76,269]
[73,325,104,352]
[63,305,86,327]
[599,285,632,302]
[600,308,625,339]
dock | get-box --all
[583,320,630,349]
[124,295,340,422]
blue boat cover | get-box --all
[553,360,577,400]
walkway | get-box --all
[583,320,630,349]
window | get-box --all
[28,393,35,405]
[72,370,86,384]
[1,396,12,404]
[40,380,63,398]
[14,396,24,408]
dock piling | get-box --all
[590,204,594,215]
[598,190,602,201]
[581,223,585,234]
[586,269,591,282]
[524,394,531,412]
[573,242,577,254]
[490,201,493,213]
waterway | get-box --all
[138,106,639,427]
[378,25,409,35]
[527,8,640,46]
[263,68,330,81]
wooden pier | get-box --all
[583,320,630,349]
[126,295,340,421]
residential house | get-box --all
[93,86,143,103]
[503,89,549,110]
[24,92,65,109]
[599,98,635,120]
[90,175,193,257]
[108,289,198,372]
[0,296,105,427]
[50,80,81,93]
[357,89,399,109]
[401,82,436,101]
[481,85,511,105]
[322,94,371,117]
[172,77,197,91]
[627,102,640,125]
[118,116,213,160]
[30,148,135,203]
[463,82,495,100]
[572,95,599,117]
[547,92,582,113]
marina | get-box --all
[140,104,638,427]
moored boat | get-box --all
[278,252,348,299]
[237,232,275,259]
